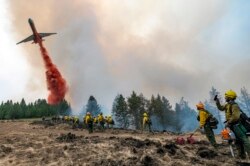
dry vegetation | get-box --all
[0,120,250,166]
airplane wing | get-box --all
[39,33,57,38]
[16,35,34,45]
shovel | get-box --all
[229,144,235,157]
[186,127,199,144]
[189,127,200,138]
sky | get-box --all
[1,0,250,114]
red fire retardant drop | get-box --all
[38,42,67,105]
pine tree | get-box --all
[175,97,198,132]
[0,98,70,119]
[86,96,101,117]
[148,94,164,130]
[162,96,175,130]
[209,86,222,103]
[204,87,224,131]
[238,87,250,116]
[127,91,145,130]
[112,94,129,128]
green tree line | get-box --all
[111,87,250,133]
[0,99,71,120]
[112,91,198,133]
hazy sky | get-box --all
[1,0,250,113]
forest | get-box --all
[1,87,250,133]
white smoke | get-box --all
[8,0,250,114]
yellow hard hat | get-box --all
[225,90,237,99]
[196,102,204,110]
[143,112,148,117]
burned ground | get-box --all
[0,120,249,166]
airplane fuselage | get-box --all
[28,18,41,43]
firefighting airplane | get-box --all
[16,18,56,45]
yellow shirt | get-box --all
[98,115,104,122]
[216,102,241,123]
[198,109,210,127]
[85,115,92,124]
[143,116,149,125]
[93,117,98,123]
[107,117,113,124]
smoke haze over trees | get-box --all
[109,87,250,133]
[204,87,224,132]
[85,96,101,117]
[2,87,250,133]
[238,87,250,116]
[112,92,198,132]
[7,1,250,114]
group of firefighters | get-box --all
[196,89,250,159]
[62,113,115,133]
[142,89,250,159]
[59,112,152,134]
[53,89,250,159]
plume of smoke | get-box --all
[10,0,245,113]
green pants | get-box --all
[142,123,152,132]
[99,121,105,131]
[204,123,217,147]
[88,122,93,133]
[231,123,250,158]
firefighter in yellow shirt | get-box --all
[142,112,152,132]
[98,113,105,130]
[85,112,93,133]
[196,102,217,147]
[107,116,115,129]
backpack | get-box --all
[209,116,219,129]
[196,110,218,129]
[229,103,250,132]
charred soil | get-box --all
[0,120,249,166]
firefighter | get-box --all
[93,116,98,130]
[98,113,105,130]
[85,112,93,133]
[196,102,217,148]
[104,116,108,128]
[69,116,74,124]
[82,115,87,129]
[107,116,114,129]
[215,90,250,158]
[73,116,79,128]
[93,116,98,124]
[142,112,152,132]
[64,116,69,123]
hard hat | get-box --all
[108,115,111,118]
[87,112,90,115]
[143,112,148,117]
[225,90,237,99]
[196,102,204,110]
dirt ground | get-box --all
[0,120,250,166]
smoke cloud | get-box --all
[8,0,250,113]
